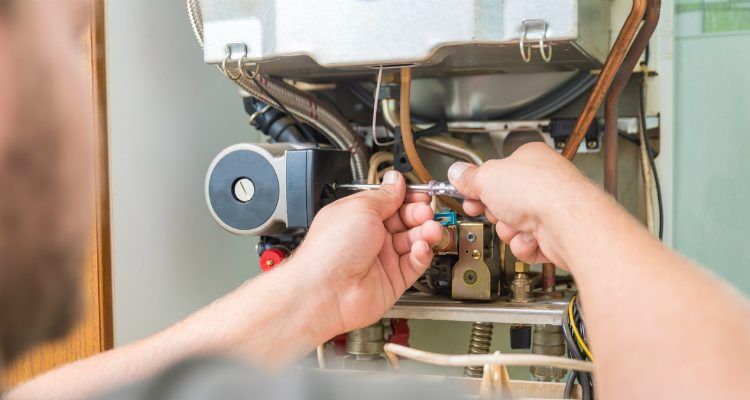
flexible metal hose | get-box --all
[185,0,368,181]
[464,322,494,378]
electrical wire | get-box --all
[639,67,664,240]
[569,295,594,361]
[371,66,396,146]
[382,343,595,372]
[562,294,594,399]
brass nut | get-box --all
[514,261,530,273]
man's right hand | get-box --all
[447,142,599,269]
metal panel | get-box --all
[200,0,610,79]
[385,292,570,325]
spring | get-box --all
[464,322,494,378]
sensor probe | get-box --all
[335,180,464,199]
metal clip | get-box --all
[248,104,271,125]
[222,42,260,81]
[519,19,552,63]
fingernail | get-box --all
[448,162,470,183]
[382,170,399,184]
[520,232,534,243]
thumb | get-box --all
[448,162,482,199]
[358,170,406,220]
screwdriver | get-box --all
[335,180,464,199]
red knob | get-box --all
[259,247,288,272]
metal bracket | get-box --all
[519,19,552,63]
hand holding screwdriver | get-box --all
[335,180,464,199]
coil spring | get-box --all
[464,322,494,378]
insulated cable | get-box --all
[638,68,664,239]
[371,66,396,146]
[569,295,594,361]
[383,343,595,372]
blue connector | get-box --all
[434,211,457,226]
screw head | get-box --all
[471,249,481,259]
[467,232,476,242]
[586,140,597,149]
[463,270,478,285]
[265,259,274,267]
[233,178,255,203]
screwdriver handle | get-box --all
[421,180,464,199]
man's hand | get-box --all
[447,142,597,269]
[291,170,443,336]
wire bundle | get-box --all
[562,294,594,399]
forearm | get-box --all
[547,183,750,398]
[7,258,337,400]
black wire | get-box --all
[562,296,594,399]
[638,79,664,240]
[252,75,319,143]
[618,130,641,145]
[564,372,576,398]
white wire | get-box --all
[371,65,395,146]
[638,103,656,235]
[383,343,595,372]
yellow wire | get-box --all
[569,294,594,361]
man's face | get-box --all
[0,0,93,365]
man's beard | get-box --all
[0,72,88,366]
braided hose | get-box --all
[464,322,493,378]
[185,0,368,181]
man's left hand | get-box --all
[291,170,442,336]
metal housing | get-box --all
[200,0,610,80]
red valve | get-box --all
[259,247,288,272]
[387,319,410,347]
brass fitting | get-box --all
[433,225,457,254]
[511,262,533,303]
[514,261,530,274]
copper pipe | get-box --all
[399,68,463,213]
[603,0,661,197]
[400,68,429,181]
[542,263,556,292]
[562,0,647,160]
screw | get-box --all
[233,178,255,203]
[471,249,481,260]
[467,232,476,242]
[265,259,274,267]
[463,270,478,285]
[586,140,597,149]
[556,141,566,149]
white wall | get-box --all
[106,0,260,345]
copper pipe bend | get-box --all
[562,0,647,161]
